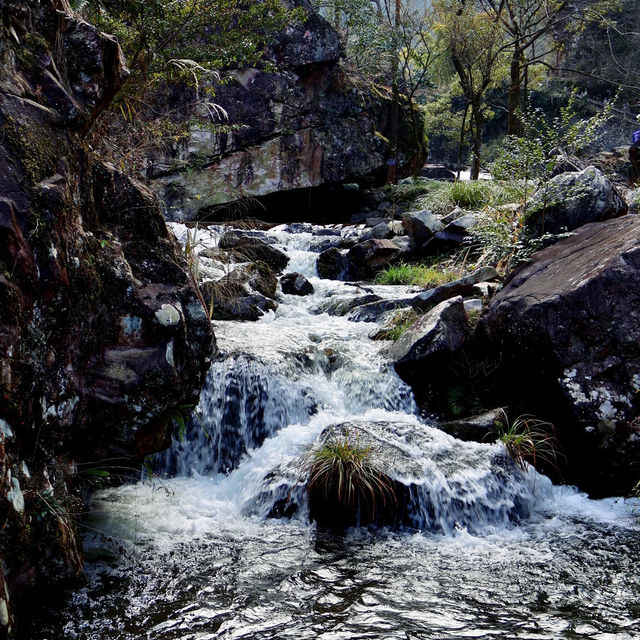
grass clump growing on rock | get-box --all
[375,262,458,287]
[307,432,397,528]
[491,410,564,476]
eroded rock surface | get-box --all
[479,215,640,495]
[148,0,427,221]
[0,1,214,633]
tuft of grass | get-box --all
[307,432,397,527]
[491,410,564,476]
[412,179,530,216]
[375,262,459,287]
[373,308,421,342]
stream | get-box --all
[30,223,640,640]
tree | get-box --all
[476,0,571,136]
[317,0,439,181]
[434,0,508,178]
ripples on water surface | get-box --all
[27,223,640,640]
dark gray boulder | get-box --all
[411,267,500,311]
[389,297,468,382]
[317,247,351,280]
[319,293,382,316]
[281,272,314,296]
[525,166,627,238]
[479,214,640,495]
[402,209,444,244]
[219,232,289,273]
[347,239,402,279]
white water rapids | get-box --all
[28,222,640,640]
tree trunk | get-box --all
[386,0,402,185]
[470,104,483,180]
[507,49,522,136]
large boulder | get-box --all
[280,272,314,296]
[402,209,444,244]
[218,232,289,273]
[148,0,427,221]
[0,1,214,633]
[347,239,402,280]
[389,297,468,384]
[478,215,640,495]
[525,166,627,237]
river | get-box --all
[29,222,640,640]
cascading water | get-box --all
[27,222,640,640]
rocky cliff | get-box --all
[148,0,427,222]
[0,1,214,634]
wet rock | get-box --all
[227,263,278,299]
[347,239,402,280]
[317,247,351,280]
[202,279,277,321]
[312,225,342,237]
[319,293,382,316]
[402,209,444,244]
[525,167,627,238]
[440,409,502,443]
[411,267,500,311]
[219,232,289,273]
[281,272,314,296]
[389,297,468,383]
[348,298,414,323]
[478,215,640,495]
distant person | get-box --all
[630,129,640,186]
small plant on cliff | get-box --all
[491,410,564,476]
[307,432,396,526]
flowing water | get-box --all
[30,223,640,640]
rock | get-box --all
[402,209,444,244]
[366,216,388,227]
[347,239,402,279]
[623,187,640,215]
[317,247,351,280]
[219,232,289,273]
[550,153,586,177]
[525,166,627,238]
[149,1,427,222]
[478,215,640,496]
[423,214,478,250]
[412,267,500,311]
[361,222,394,241]
[0,1,214,632]
[318,293,382,316]
[389,297,468,383]
[260,419,536,531]
[441,206,464,224]
[202,279,277,321]
[440,409,502,443]
[348,298,415,323]
[281,272,314,296]
[312,225,342,237]
[463,299,484,314]
[226,263,278,299]
[420,165,456,181]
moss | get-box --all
[1,116,58,185]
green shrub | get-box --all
[307,432,396,527]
